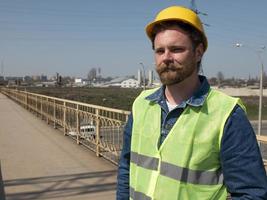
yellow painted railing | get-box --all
[257,135,267,144]
[1,87,130,165]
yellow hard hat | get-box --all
[146,6,208,51]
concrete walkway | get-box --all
[0,93,117,200]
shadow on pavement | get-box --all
[4,170,117,200]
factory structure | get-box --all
[104,69,160,88]
[2,69,161,88]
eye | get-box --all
[170,46,184,53]
[154,48,164,55]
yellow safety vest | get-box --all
[130,88,245,200]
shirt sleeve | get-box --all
[116,113,132,200]
[221,105,267,200]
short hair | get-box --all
[151,20,204,71]
[150,20,205,50]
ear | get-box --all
[195,43,204,62]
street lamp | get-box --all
[235,43,266,136]
[139,62,146,90]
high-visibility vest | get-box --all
[130,88,245,200]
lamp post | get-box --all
[257,48,265,138]
[235,43,265,136]
[139,62,146,90]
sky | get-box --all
[0,0,267,79]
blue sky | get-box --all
[0,0,266,79]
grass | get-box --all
[22,87,267,120]
[24,87,142,111]
[239,96,267,120]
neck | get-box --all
[165,73,201,105]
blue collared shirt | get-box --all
[117,76,267,200]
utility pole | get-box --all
[189,0,210,27]
[235,43,265,137]
[1,59,4,77]
[257,51,264,138]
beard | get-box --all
[156,62,197,86]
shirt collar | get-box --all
[145,75,210,108]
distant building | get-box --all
[5,76,23,81]
[40,75,47,81]
[74,78,89,86]
[24,76,32,82]
[121,78,139,88]
[35,81,57,87]
[104,77,128,87]
[102,77,138,88]
[75,78,83,84]
[32,75,41,81]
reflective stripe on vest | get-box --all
[131,151,158,170]
[130,186,151,200]
[160,161,224,185]
[131,151,223,185]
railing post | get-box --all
[23,89,26,108]
[46,97,49,124]
[15,89,18,102]
[63,101,66,135]
[53,99,56,129]
[36,95,38,116]
[76,104,80,144]
[17,90,20,105]
[26,93,28,110]
[96,108,100,157]
[40,96,43,120]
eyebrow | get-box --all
[154,45,185,50]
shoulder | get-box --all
[221,105,267,198]
[208,88,246,111]
[133,88,160,107]
[135,88,160,101]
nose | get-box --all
[162,50,173,65]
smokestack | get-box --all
[137,69,142,86]
[148,70,153,86]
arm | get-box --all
[116,113,133,200]
[221,105,267,200]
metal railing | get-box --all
[1,87,130,165]
[1,87,267,167]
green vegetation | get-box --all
[25,87,143,111]
[23,87,267,120]
[239,96,267,120]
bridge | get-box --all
[0,88,267,200]
[0,88,131,200]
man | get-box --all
[117,6,267,200]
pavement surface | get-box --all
[0,93,117,200]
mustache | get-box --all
[157,64,178,74]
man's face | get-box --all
[154,27,202,85]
